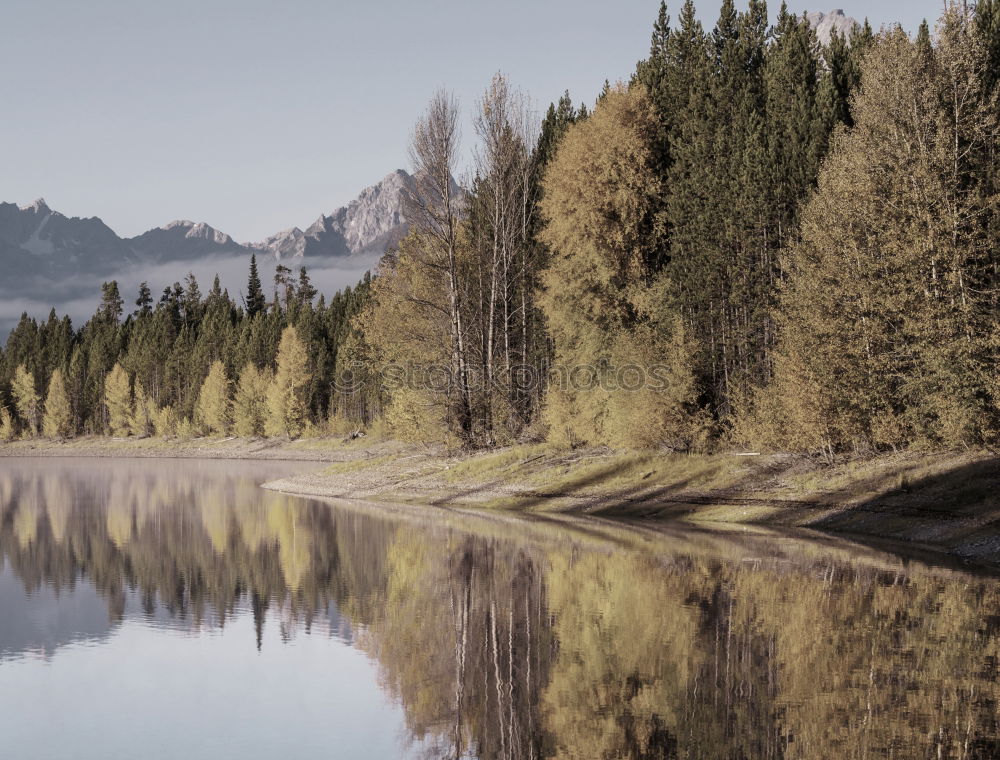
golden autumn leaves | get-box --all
[2,325,312,441]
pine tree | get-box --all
[11,364,40,437]
[100,281,124,323]
[42,368,73,438]
[135,282,153,316]
[635,0,672,152]
[297,267,317,307]
[182,273,203,325]
[821,29,861,129]
[246,254,266,318]
[104,363,133,436]
[67,346,87,432]
[195,360,231,434]
[265,326,311,438]
[977,0,1000,91]
[273,264,294,310]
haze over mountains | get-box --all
[0,170,415,332]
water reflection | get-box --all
[1,458,999,759]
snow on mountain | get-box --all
[808,9,860,46]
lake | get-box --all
[1,458,998,759]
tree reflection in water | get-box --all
[1,459,998,759]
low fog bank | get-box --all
[0,252,380,337]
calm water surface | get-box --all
[0,458,998,759]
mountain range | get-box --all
[0,169,416,296]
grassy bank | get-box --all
[2,436,998,564]
[262,442,1000,565]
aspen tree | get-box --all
[11,365,41,437]
[265,327,310,438]
[196,360,231,434]
[42,368,73,438]
[104,363,133,436]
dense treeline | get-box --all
[355,0,1000,454]
[741,9,1000,454]
[4,1,1000,457]
[0,255,372,438]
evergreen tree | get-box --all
[297,267,317,307]
[135,282,153,316]
[977,0,1000,92]
[246,254,266,318]
[821,29,860,129]
[182,273,203,325]
[273,264,295,310]
[100,281,124,323]
[635,0,672,162]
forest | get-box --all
[2,0,999,459]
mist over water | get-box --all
[0,251,379,336]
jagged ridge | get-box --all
[807,9,861,46]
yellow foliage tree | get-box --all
[356,234,461,446]
[233,363,272,438]
[739,18,1000,454]
[42,368,73,439]
[196,360,231,435]
[153,405,178,437]
[104,363,133,436]
[130,384,156,438]
[265,326,310,438]
[0,406,14,441]
[538,84,702,449]
[11,364,41,437]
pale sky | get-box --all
[0,1,942,243]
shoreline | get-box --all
[3,436,998,566]
[0,436,359,462]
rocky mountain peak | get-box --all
[251,169,415,261]
[808,9,860,46]
[19,198,50,214]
